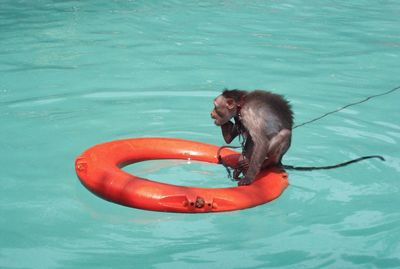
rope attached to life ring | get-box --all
[217,145,241,180]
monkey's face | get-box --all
[211,95,236,126]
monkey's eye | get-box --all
[215,108,224,117]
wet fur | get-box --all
[240,91,293,137]
[219,90,293,185]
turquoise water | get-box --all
[1,1,400,268]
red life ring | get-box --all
[75,138,288,213]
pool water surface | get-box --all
[1,1,400,268]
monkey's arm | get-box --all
[238,105,270,185]
[238,134,269,185]
[221,121,239,144]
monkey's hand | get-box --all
[232,155,249,181]
[221,121,238,144]
[236,158,249,171]
[237,155,254,185]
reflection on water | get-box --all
[124,160,235,188]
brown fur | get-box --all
[211,89,293,185]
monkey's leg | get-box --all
[263,129,291,168]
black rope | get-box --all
[293,85,400,129]
[283,155,385,171]
[285,86,399,170]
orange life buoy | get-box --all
[75,138,288,213]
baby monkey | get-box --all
[211,89,293,186]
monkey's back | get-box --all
[243,90,293,131]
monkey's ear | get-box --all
[226,98,236,110]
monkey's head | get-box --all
[210,94,239,126]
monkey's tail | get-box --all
[283,155,385,171]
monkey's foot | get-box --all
[238,177,253,186]
[232,168,244,181]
